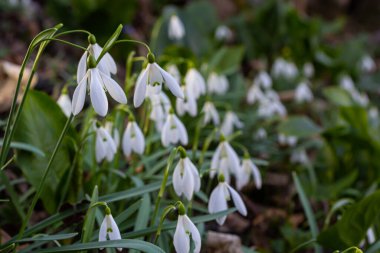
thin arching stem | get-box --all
[114,39,151,53]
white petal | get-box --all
[210,144,222,179]
[156,63,184,99]
[183,215,201,253]
[208,184,228,225]
[77,51,87,84]
[107,214,122,251]
[98,216,107,243]
[95,132,106,163]
[57,94,72,117]
[173,216,190,253]
[182,162,195,200]
[133,122,145,154]
[186,158,200,192]
[161,117,171,147]
[227,185,247,216]
[224,142,240,174]
[134,67,148,107]
[100,71,127,104]
[71,72,88,115]
[89,69,108,117]
[122,123,132,156]
[251,161,262,189]
[174,115,188,145]
[173,161,184,197]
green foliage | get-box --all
[278,116,322,138]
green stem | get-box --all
[17,114,74,241]
[114,39,151,53]
[54,29,92,37]
[37,38,87,51]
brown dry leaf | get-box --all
[0,60,38,113]
[206,231,243,253]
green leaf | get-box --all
[208,46,245,75]
[15,233,78,242]
[318,190,380,249]
[0,140,45,157]
[97,24,123,64]
[323,87,353,107]
[13,90,78,213]
[30,24,62,49]
[278,116,322,138]
[37,239,165,253]
[81,186,98,244]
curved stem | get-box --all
[17,114,74,241]
[114,39,151,53]
[54,29,92,37]
[36,38,87,51]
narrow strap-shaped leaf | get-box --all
[15,233,78,242]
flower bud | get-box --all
[87,55,97,69]
[147,52,155,63]
[177,202,186,215]
[88,34,96,45]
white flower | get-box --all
[149,91,171,132]
[369,107,379,121]
[303,62,314,78]
[257,90,287,118]
[176,85,197,117]
[360,55,376,72]
[295,81,313,103]
[272,58,298,79]
[161,111,188,147]
[122,120,145,156]
[247,83,264,105]
[77,43,117,81]
[254,71,272,89]
[166,64,181,84]
[215,25,233,41]
[168,15,185,40]
[339,75,369,107]
[220,111,243,136]
[185,68,206,99]
[105,121,120,148]
[57,93,72,117]
[72,67,127,117]
[255,128,267,140]
[99,210,122,251]
[207,72,229,95]
[236,158,262,190]
[173,156,201,200]
[95,124,117,163]
[210,140,240,183]
[174,214,201,253]
[134,62,184,107]
[290,149,309,165]
[208,179,247,225]
[339,75,355,92]
[202,102,220,125]
[278,134,297,146]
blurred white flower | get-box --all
[95,124,117,163]
[339,75,356,92]
[360,55,376,73]
[272,57,298,79]
[236,158,262,190]
[105,121,120,148]
[166,64,181,84]
[303,62,314,78]
[247,83,264,105]
[149,91,171,132]
[122,119,145,156]
[278,134,297,146]
[207,72,229,95]
[208,176,247,225]
[173,155,201,200]
[72,65,127,117]
[185,68,206,99]
[57,93,72,117]
[176,85,197,117]
[369,107,379,121]
[255,128,267,140]
[215,25,233,41]
[202,101,220,126]
[161,110,188,147]
[254,71,272,89]
[257,90,287,118]
[134,62,184,107]
[295,81,313,103]
[210,139,240,183]
[339,75,369,107]
[168,15,185,40]
[174,213,201,253]
[290,149,309,165]
[220,111,243,136]
[99,208,121,251]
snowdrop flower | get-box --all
[166,64,181,84]
[149,91,171,132]
[202,101,220,125]
[77,37,117,80]
[176,85,197,117]
[99,207,122,251]
[303,62,314,78]
[173,203,201,253]
[95,123,117,163]
[254,71,272,89]
[185,68,206,99]
[161,109,188,147]
[339,75,369,106]
[134,54,184,107]
[290,149,309,165]
[295,81,313,103]
[173,147,201,200]
[208,174,247,225]
[122,116,145,156]
[236,156,262,190]
[207,72,229,95]
[210,136,240,183]
[247,83,264,105]
[255,128,267,140]
[278,134,297,147]
[72,56,127,117]
[105,121,120,148]
[360,55,376,72]
[168,14,185,40]
[57,91,72,117]
[215,25,233,41]
[257,90,287,118]
[272,58,298,79]
[220,111,243,136]
[339,75,355,92]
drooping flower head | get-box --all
[122,115,145,157]
[185,68,206,99]
[161,108,188,147]
[254,71,272,89]
[303,62,314,78]
[202,101,220,126]
[176,85,197,117]
[57,88,72,117]
[215,25,233,41]
[168,14,185,40]
[134,53,184,107]
[294,81,313,103]
[236,154,262,190]
[207,72,229,95]
[173,202,201,253]
[208,174,247,225]
[95,123,117,163]
[173,147,201,200]
[105,121,120,148]
[99,206,122,251]
[149,91,171,132]
[220,111,244,136]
